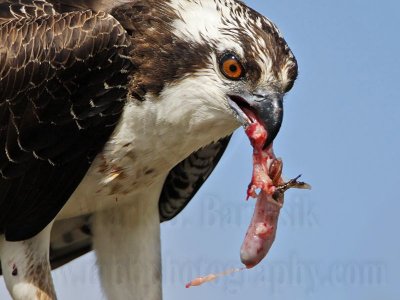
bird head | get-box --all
[115,0,297,151]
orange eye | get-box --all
[219,53,244,80]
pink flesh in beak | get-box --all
[185,107,310,288]
[240,108,284,269]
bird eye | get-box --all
[219,53,244,80]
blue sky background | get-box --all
[1,0,399,299]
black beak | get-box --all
[228,92,283,148]
[252,93,283,147]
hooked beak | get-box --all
[228,91,283,148]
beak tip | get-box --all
[263,122,282,149]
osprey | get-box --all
[0,0,298,299]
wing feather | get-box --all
[159,136,232,221]
[0,5,134,240]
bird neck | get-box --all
[110,88,237,173]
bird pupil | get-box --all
[229,64,237,73]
